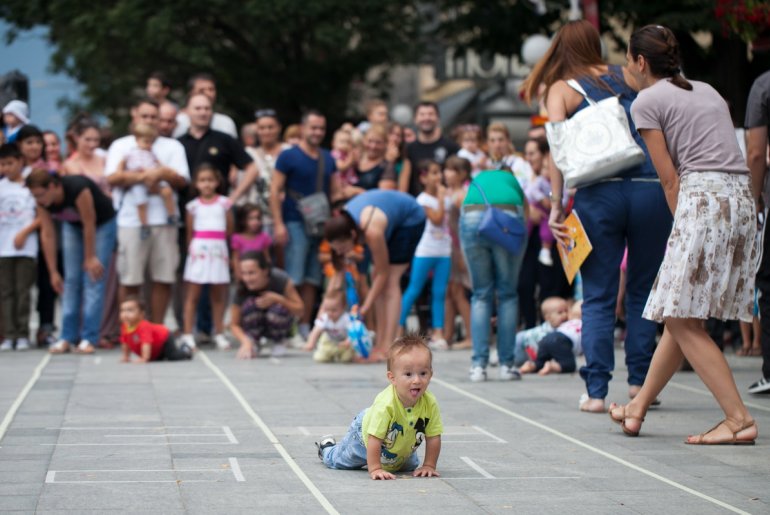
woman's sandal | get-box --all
[685,420,757,445]
[49,340,70,354]
[608,402,644,437]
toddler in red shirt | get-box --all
[120,297,193,363]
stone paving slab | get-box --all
[0,345,767,514]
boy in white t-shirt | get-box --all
[304,290,354,362]
[0,143,40,351]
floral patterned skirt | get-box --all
[643,171,757,323]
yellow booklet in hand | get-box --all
[557,210,592,285]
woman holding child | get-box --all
[608,26,757,444]
[522,20,671,412]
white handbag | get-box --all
[546,79,645,189]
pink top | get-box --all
[231,232,272,254]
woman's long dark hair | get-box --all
[629,25,692,91]
[324,211,360,243]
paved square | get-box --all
[0,346,767,514]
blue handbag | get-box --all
[471,181,527,254]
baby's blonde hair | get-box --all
[132,122,158,140]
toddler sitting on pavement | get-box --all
[316,334,443,479]
[520,301,582,375]
[513,297,569,367]
[303,290,354,363]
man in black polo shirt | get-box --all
[177,93,259,348]
[178,93,258,200]
[404,101,460,197]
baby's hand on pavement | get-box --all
[413,465,440,478]
[369,468,395,480]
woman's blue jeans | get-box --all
[573,180,671,399]
[459,209,525,368]
[61,219,117,344]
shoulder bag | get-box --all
[291,152,331,237]
[546,79,645,189]
[471,180,526,255]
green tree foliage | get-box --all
[432,0,770,123]
[0,0,423,129]
[433,1,560,56]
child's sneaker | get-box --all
[0,339,13,351]
[181,334,197,351]
[428,338,449,351]
[538,247,553,266]
[15,338,31,351]
[140,225,151,241]
[214,333,232,350]
[469,366,487,382]
[179,343,194,360]
[315,435,336,460]
[271,342,287,357]
[499,364,522,381]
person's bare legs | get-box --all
[453,283,471,347]
[611,327,683,434]
[210,284,228,334]
[444,293,456,343]
[666,318,756,442]
[151,282,172,324]
[299,283,317,326]
[371,264,408,361]
[183,283,202,335]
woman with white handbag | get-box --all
[608,26,757,444]
[521,20,672,413]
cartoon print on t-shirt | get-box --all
[411,417,429,453]
[381,422,404,466]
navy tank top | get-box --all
[573,65,656,179]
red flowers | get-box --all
[715,0,770,43]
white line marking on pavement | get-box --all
[471,425,507,443]
[93,357,102,365]
[229,457,245,482]
[41,443,236,446]
[104,434,226,438]
[460,457,495,479]
[441,440,503,444]
[433,378,751,515]
[47,479,216,484]
[51,426,223,430]
[269,357,282,365]
[45,471,55,483]
[668,381,770,413]
[297,426,311,436]
[223,426,239,444]
[445,476,581,480]
[199,351,339,515]
[0,354,50,443]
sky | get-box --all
[0,20,82,139]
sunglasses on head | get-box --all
[254,108,277,120]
